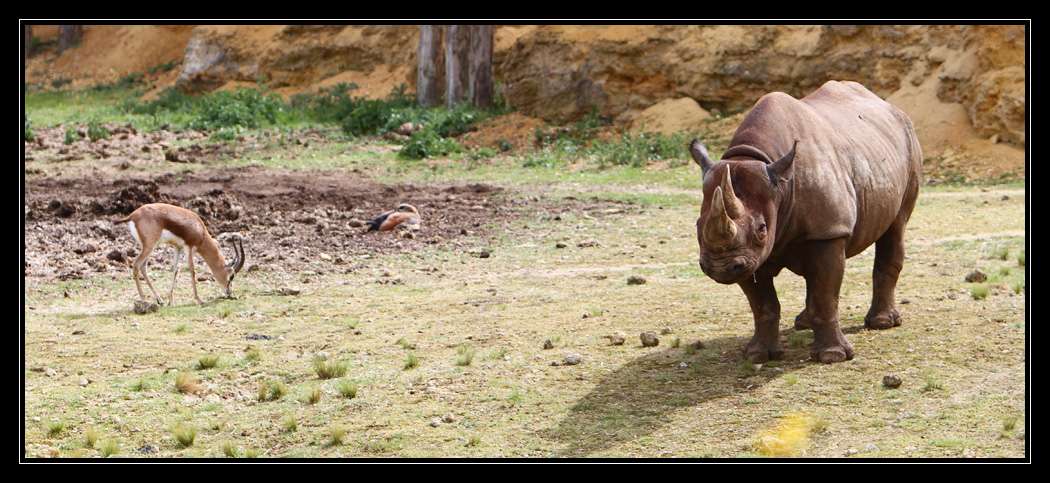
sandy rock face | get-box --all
[629,97,711,135]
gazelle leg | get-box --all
[132,238,161,304]
[188,247,203,305]
[167,246,183,306]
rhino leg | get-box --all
[803,239,854,364]
[739,270,784,363]
[793,286,814,330]
[865,218,906,330]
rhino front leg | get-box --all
[739,269,784,363]
[803,238,854,364]
[865,220,905,330]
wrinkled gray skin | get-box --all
[691,80,922,364]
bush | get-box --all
[589,132,689,168]
[24,116,34,142]
[64,126,78,145]
[87,120,110,142]
[190,88,283,130]
[400,129,462,159]
[313,358,348,380]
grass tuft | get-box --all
[221,441,239,458]
[281,414,298,433]
[172,424,197,448]
[196,354,219,370]
[403,353,419,370]
[174,371,200,394]
[456,345,475,366]
[304,386,323,405]
[98,439,119,458]
[257,379,288,402]
[327,425,347,446]
[754,413,818,457]
[466,435,481,447]
[84,427,100,448]
[337,379,358,399]
[971,284,989,300]
[244,347,261,363]
[47,420,65,437]
[313,358,348,379]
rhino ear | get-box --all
[767,140,798,186]
[689,138,714,175]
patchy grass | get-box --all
[84,427,100,448]
[326,425,347,447]
[303,386,323,405]
[403,353,420,370]
[46,420,65,437]
[971,284,990,300]
[281,414,298,433]
[456,345,475,366]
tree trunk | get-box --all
[59,25,83,52]
[24,24,33,58]
[467,25,495,108]
[444,25,471,108]
[417,26,445,107]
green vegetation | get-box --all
[172,423,197,448]
[258,379,289,402]
[313,358,348,379]
[337,379,359,399]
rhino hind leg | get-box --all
[865,219,907,330]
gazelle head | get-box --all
[219,234,246,297]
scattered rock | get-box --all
[137,444,158,455]
[562,353,583,365]
[660,327,673,335]
[555,242,567,249]
[965,269,987,283]
[106,249,126,262]
[245,333,273,341]
[73,243,98,255]
[691,340,706,351]
[275,288,301,296]
[132,300,158,314]
[348,219,365,228]
[542,339,554,350]
[640,332,660,347]
[1001,195,1010,201]
[471,249,492,259]
[577,240,599,248]
[72,330,85,335]
[442,414,455,424]
[78,377,90,387]
[45,368,58,377]
[606,332,626,346]
[627,275,647,285]
[429,417,442,428]
[882,374,903,389]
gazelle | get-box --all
[114,203,245,305]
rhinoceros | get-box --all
[689,80,922,364]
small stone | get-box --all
[348,219,365,228]
[864,443,879,452]
[72,330,85,335]
[45,368,57,377]
[845,448,859,456]
[882,374,903,389]
[577,240,598,248]
[133,300,158,314]
[900,298,911,305]
[106,249,125,262]
[627,275,647,285]
[442,414,455,424]
[319,253,332,261]
[542,339,554,350]
[606,332,626,346]
[472,249,492,259]
[429,418,442,428]
[965,269,987,283]
[640,332,660,347]
[78,377,89,387]
[555,242,567,249]
[1001,195,1010,201]
[562,353,583,365]
[73,243,97,255]
[660,327,673,335]
[678,362,689,369]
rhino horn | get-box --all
[720,165,744,219]
[704,186,738,247]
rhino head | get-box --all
[689,139,797,284]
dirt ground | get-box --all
[23,152,1026,459]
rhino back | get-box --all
[730,81,921,256]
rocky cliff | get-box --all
[26,24,1026,155]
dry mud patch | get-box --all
[24,166,631,281]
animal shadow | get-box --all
[543,329,816,457]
